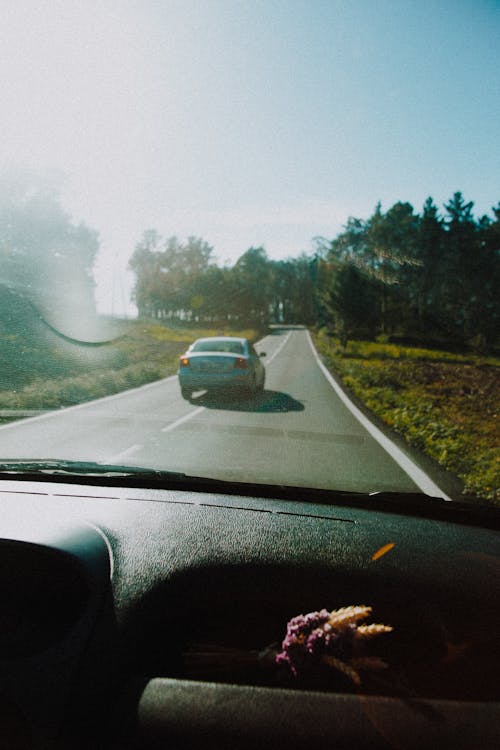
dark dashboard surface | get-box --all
[0,478,499,749]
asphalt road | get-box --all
[0,328,449,497]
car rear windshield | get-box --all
[191,340,245,354]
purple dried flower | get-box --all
[276,605,393,684]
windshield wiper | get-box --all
[0,459,188,480]
[0,460,497,529]
[0,460,433,503]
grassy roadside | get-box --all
[0,319,263,420]
[313,329,500,505]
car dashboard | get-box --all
[0,478,499,749]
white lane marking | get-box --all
[306,331,452,501]
[0,376,177,432]
[104,443,143,464]
[161,406,205,433]
[0,330,288,438]
[159,331,290,436]
[264,331,292,365]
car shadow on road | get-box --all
[191,389,305,413]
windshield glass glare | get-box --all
[0,1,498,505]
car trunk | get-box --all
[188,353,243,373]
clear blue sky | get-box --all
[1,0,499,312]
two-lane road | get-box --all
[0,328,449,497]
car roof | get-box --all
[192,336,247,344]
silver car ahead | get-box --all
[178,336,266,400]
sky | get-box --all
[1,0,499,314]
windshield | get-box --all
[0,2,498,507]
[191,339,245,354]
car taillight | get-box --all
[180,357,190,367]
[234,357,248,369]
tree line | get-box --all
[3,172,497,369]
[319,193,500,350]
[129,192,499,351]
[128,232,316,326]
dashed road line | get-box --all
[263,331,291,365]
[161,406,205,433]
[0,330,292,448]
[0,376,176,432]
[104,443,143,464]
[159,332,291,436]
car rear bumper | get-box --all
[178,370,253,390]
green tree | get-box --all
[129,234,215,320]
[324,260,377,347]
[129,230,164,317]
[412,197,446,336]
[443,192,480,342]
[0,171,99,340]
[366,201,420,334]
[268,256,316,324]
[233,246,272,324]
[469,204,500,349]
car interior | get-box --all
[1,472,499,749]
[1,3,498,749]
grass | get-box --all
[0,319,263,419]
[313,329,500,504]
